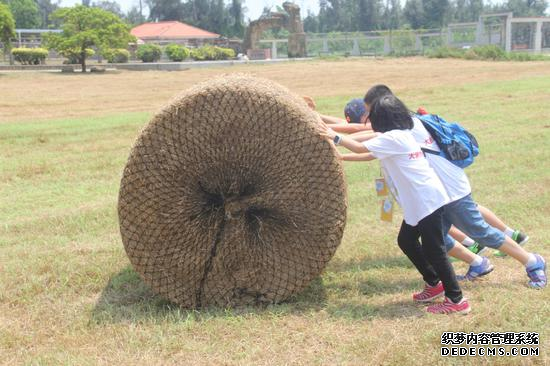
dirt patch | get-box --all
[2,58,550,123]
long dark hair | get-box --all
[364,84,393,106]
[369,95,414,133]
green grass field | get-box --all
[1,70,549,365]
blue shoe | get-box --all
[457,257,494,281]
[526,254,547,289]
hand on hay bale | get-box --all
[302,95,316,110]
[118,75,347,308]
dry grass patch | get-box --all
[3,58,550,123]
[1,59,549,365]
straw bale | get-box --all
[118,74,347,308]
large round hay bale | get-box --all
[118,74,347,308]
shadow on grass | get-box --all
[91,261,425,324]
[328,254,412,273]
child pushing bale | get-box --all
[118,75,347,308]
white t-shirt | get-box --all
[411,117,471,202]
[364,129,450,226]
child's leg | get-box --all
[445,195,530,264]
[449,226,477,248]
[448,241,495,281]
[418,207,463,303]
[477,204,508,232]
[495,239,530,264]
[397,220,440,286]
[444,195,546,287]
[448,226,468,244]
[477,204,530,253]
[448,243,477,264]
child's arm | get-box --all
[318,113,347,125]
[348,131,379,142]
[322,125,371,154]
[337,133,370,153]
[319,122,373,154]
[340,152,376,161]
[330,123,372,133]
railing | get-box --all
[258,21,550,58]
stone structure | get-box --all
[243,2,306,58]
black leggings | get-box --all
[397,206,462,303]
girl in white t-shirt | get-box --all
[325,95,470,314]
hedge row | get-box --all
[136,44,236,62]
[12,44,238,65]
[426,45,547,61]
[12,48,49,65]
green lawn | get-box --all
[1,76,549,365]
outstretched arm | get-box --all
[321,124,371,154]
[348,130,379,142]
[318,113,347,125]
[340,152,376,161]
[329,122,372,133]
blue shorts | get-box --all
[442,194,506,251]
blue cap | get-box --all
[344,98,367,124]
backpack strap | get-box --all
[421,147,441,157]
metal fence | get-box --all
[258,15,550,59]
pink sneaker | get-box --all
[427,297,471,315]
[413,282,444,303]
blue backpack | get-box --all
[416,114,479,168]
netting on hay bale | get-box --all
[118,74,347,308]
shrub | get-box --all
[218,47,236,59]
[463,48,478,60]
[506,51,545,62]
[424,45,548,62]
[103,48,130,63]
[425,46,464,59]
[11,48,48,65]
[136,44,162,62]
[471,45,505,60]
[60,48,95,64]
[165,44,190,62]
[190,45,236,61]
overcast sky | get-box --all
[58,0,321,20]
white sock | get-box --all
[526,253,537,268]
[504,227,515,237]
[461,237,475,247]
[471,255,483,267]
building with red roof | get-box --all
[131,21,220,45]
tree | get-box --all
[0,2,16,64]
[147,0,183,21]
[422,0,450,28]
[92,0,123,17]
[467,0,483,21]
[209,0,227,35]
[403,0,424,29]
[45,5,135,72]
[504,0,548,16]
[228,0,244,37]
[37,0,59,29]
[6,0,41,28]
[383,0,401,30]
[317,0,331,32]
[125,5,146,25]
[303,9,319,33]
[358,0,382,31]
[327,0,344,31]
[452,0,468,22]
